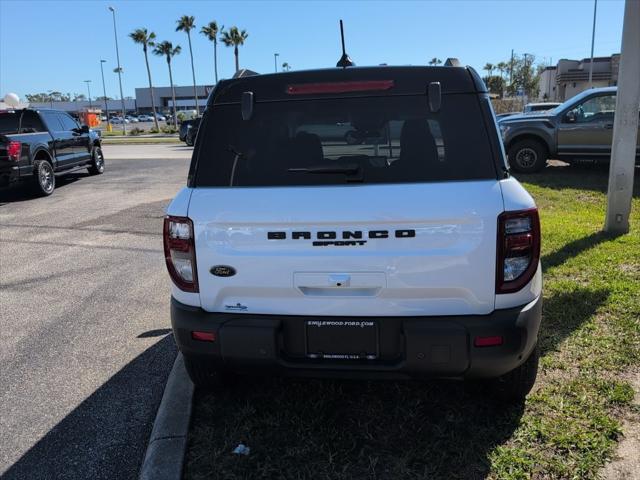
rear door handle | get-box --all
[604,123,614,129]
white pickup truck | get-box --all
[163,65,542,401]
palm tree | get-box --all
[221,26,249,73]
[200,21,222,83]
[483,62,495,78]
[129,28,159,131]
[496,61,508,79]
[153,41,181,129]
[428,57,442,66]
[282,62,291,72]
[176,15,199,114]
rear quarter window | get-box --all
[0,111,46,134]
[194,94,498,187]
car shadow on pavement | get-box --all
[0,173,88,205]
[186,376,524,480]
[2,335,176,480]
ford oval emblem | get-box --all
[210,265,236,277]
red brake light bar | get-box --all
[286,80,394,95]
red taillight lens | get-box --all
[191,331,216,342]
[474,335,504,347]
[496,208,540,294]
[163,216,199,292]
[286,80,394,95]
[7,141,21,161]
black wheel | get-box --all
[508,139,548,173]
[33,160,55,196]
[493,346,539,402]
[183,355,234,390]
[88,146,105,175]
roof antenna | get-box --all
[336,20,355,68]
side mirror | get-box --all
[80,125,90,133]
[565,110,576,123]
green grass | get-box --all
[184,165,639,480]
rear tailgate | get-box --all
[190,180,502,316]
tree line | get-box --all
[482,54,544,99]
[429,55,544,99]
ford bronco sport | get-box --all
[164,65,542,401]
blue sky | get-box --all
[0,0,625,100]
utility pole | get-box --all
[509,49,514,88]
[84,80,92,109]
[274,53,279,73]
[109,6,126,135]
[604,0,639,234]
[100,60,110,128]
[588,0,598,88]
[523,53,532,99]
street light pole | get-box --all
[84,80,92,109]
[274,53,279,73]
[588,0,598,88]
[100,60,110,127]
[109,6,126,135]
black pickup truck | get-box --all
[0,108,104,195]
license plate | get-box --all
[306,319,378,360]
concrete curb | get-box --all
[139,353,194,480]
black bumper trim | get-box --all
[170,296,542,380]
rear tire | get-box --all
[183,355,234,390]
[492,346,539,402]
[88,146,105,175]
[32,160,55,196]
[508,139,548,173]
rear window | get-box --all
[194,94,497,187]
[0,111,46,134]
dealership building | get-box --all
[26,84,214,115]
[135,85,214,113]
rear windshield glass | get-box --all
[194,94,497,187]
[0,111,46,134]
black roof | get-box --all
[211,66,486,104]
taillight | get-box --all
[286,80,394,95]
[496,208,540,294]
[163,216,199,292]
[7,141,21,161]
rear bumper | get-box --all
[0,163,21,187]
[171,295,542,380]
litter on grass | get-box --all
[232,443,250,456]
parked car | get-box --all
[0,108,104,195]
[125,115,139,123]
[110,117,130,124]
[499,87,639,172]
[164,65,542,402]
[154,114,166,121]
[179,118,200,142]
[523,102,561,114]
[137,114,152,122]
[495,111,520,120]
[184,119,200,146]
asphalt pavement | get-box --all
[0,144,193,479]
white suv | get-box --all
[164,66,542,401]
